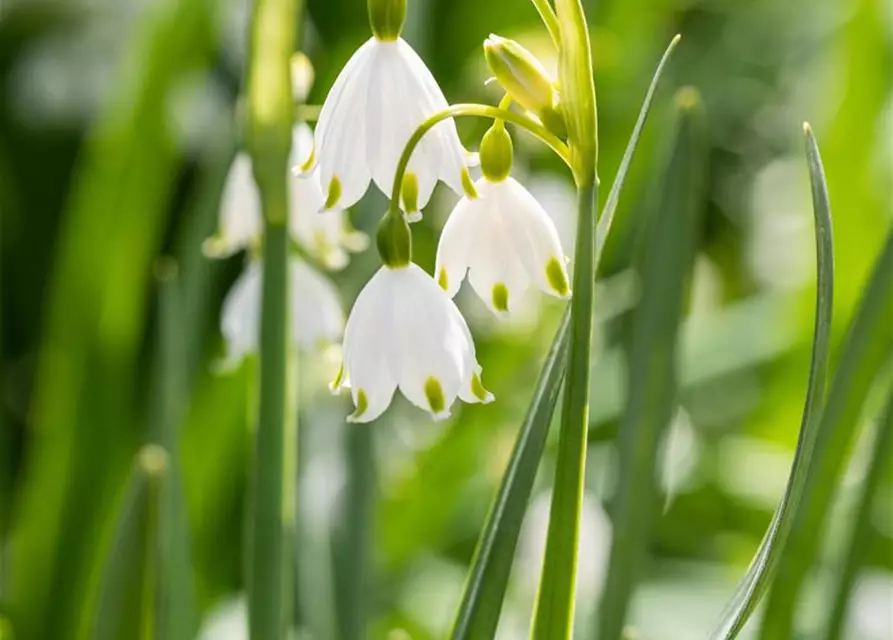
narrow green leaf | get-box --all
[823,390,893,640]
[148,261,196,640]
[760,227,893,638]
[595,87,707,640]
[708,122,836,640]
[449,37,680,640]
[93,445,167,640]
[7,1,214,636]
[451,315,570,640]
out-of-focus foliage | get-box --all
[0,0,890,638]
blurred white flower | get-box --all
[436,176,571,316]
[307,37,473,218]
[206,124,366,269]
[747,157,812,289]
[196,595,246,640]
[331,263,493,422]
[847,572,893,640]
[219,257,343,367]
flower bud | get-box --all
[368,0,406,41]
[376,211,412,268]
[484,35,567,138]
[479,122,514,183]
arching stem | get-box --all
[387,104,571,215]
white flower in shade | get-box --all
[220,257,343,367]
[435,175,571,316]
[331,263,493,422]
[205,123,366,269]
[306,37,475,219]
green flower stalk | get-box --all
[244,0,300,637]
[532,0,599,637]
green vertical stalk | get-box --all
[596,88,705,640]
[531,179,598,639]
[823,391,893,640]
[245,0,299,637]
[335,425,375,640]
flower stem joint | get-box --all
[377,210,412,268]
[368,0,406,41]
[484,35,567,139]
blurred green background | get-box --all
[0,0,890,638]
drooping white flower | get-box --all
[306,37,475,219]
[219,257,343,367]
[205,123,365,269]
[435,175,571,316]
[331,263,493,422]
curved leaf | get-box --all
[709,122,836,640]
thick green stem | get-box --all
[387,104,571,214]
[245,0,299,636]
[531,178,597,639]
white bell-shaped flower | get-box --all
[306,37,474,219]
[206,124,365,269]
[220,256,343,367]
[435,126,571,316]
[331,263,493,423]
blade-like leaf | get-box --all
[760,224,893,638]
[708,122,836,640]
[449,36,681,640]
[823,390,893,640]
[148,261,196,640]
[595,86,707,640]
[93,446,167,640]
[6,1,214,635]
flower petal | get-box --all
[434,195,480,297]
[315,39,376,210]
[341,267,398,422]
[500,177,571,298]
[393,264,470,419]
[219,260,262,368]
[466,182,530,315]
[205,153,262,258]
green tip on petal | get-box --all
[492,282,509,313]
[299,145,316,174]
[424,377,446,416]
[438,266,449,291]
[349,388,369,420]
[401,171,420,214]
[324,176,342,210]
[545,257,571,297]
[461,167,478,199]
[329,363,345,394]
[471,371,494,403]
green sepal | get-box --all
[368,0,405,41]
[479,123,514,183]
[376,211,412,268]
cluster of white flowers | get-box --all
[212,0,573,423]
